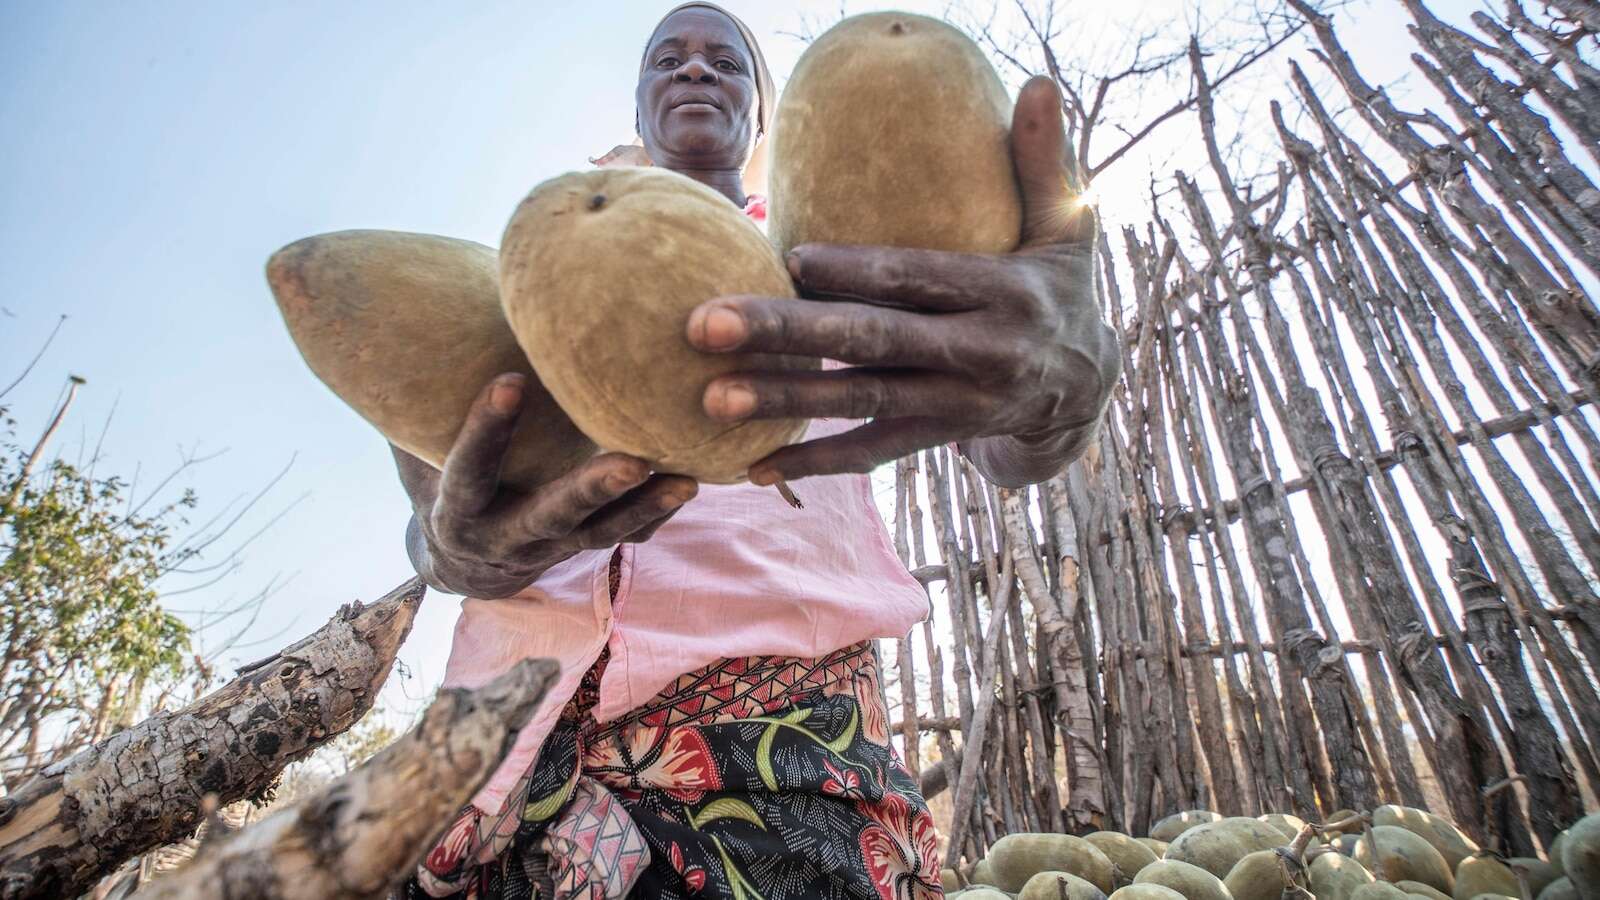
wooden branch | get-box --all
[1093,388,1595,546]
[0,578,427,900]
[138,657,559,900]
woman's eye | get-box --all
[715,59,740,72]
[657,56,679,68]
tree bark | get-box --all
[137,657,558,900]
[0,578,427,900]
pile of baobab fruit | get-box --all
[941,807,1599,900]
[266,12,1023,488]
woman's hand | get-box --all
[394,373,696,597]
[684,76,1120,488]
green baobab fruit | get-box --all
[1375,805,1480,872]
[1136,839,1170,858]
[768,12,1021,257]
[1354,825,1455,893]
[499,168,812,483]
[970,859,997,886]
[1149,811,1224,843]
[1107,886,1186,900]
[1398,880,1453,900]
[987,833,1116,893]
[1225,849,1307,900]
[1538,878,1577,900]
[266,230,595,490]
[1257,813,1311,842]
[1131,859,1230,900]
[1353,884,1414,900]
[1505,857,1558,897]
[1454,854,1521,900]
[1561,813,1600,900]
[1163,817,1285,879]
[1018,871,1109,900]
[1085,831,1160,883]
[1308,852,1376,900]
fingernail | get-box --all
[785,251,803,282]
[606,467,645,492]
[710,382,756,419]
[659,490,690,510]
[748,466,778,486]
[489,379,522,414]
[689,306,746,350]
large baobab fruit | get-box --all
[768,12,1021,257]
[268,230,595,488]
[499,168,811,483]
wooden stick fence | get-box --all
[890,0,1600,866]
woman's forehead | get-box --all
[647,8,747,57]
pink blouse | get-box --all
[439,194,930,817]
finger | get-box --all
[685,297,999,374]
[1011,75,1095,247]
[783,244,1006,313]
[566,475,697,550]
[518,452,653,538]
[702,368,989,423]
[437,373,528,519]
[746,418,953,484]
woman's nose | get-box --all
[674,58,718,84]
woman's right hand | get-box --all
[394,372,697,597]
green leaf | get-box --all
[690,796,766,831]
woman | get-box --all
[395,4,1118,898]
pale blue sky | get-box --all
[0,0,1454,717]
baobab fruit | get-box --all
[1163,817,1286,880]
[970,859,997,886]
[1136,839,1170,858]
[1354,825,1455,893]
[768,12,1022,257]
[941,868,963,893]
[1107,886,1186,900]
[987,833,1116,893]
[1225,849,1308,900]
[1504,858,1559,897]
[1562,813,1600,900]
[266,230,595,489]
[953,890,1014,900]
[499,168,812,483]
[1257,813,1310,842]
[1149,810,1224,843]
[1398,881,1453,900]
[1454,853,1521,900]
[1539,878,1577,900]
[1325,810,1365,834]
[1308,852,1376,900]
[1085,831,1160,882]
[1018,871,1109,900]
[1131,859,1230,900]
[1352,884,1413,900]
[1376,804,1480,871]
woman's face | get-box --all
[636,8,757,170]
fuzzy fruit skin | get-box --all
[949,890,1013,900]
[1455,854,1522,900]
[267,230,595,490]
[1107,887,1186,900]
[1163,817,1286,880]
[1353,884,1413,900]
[1355,825,1456,894]
[1398,880,1453,900]
[1137,839,1170,858]
[768,12,1021,258]
[1085,831,1160,883]
[1018,871,1109,900]
[1257,813,1308,842]
[1375,804,1481,872]
[499,168,812,483]
[1308,852,1376,900]
[1540,877,1578,900]
[971,859,997,886]
[1225,849,1306,900]
[987,833,1116,894]
[1564,814,1600,900]
[1149,811,1224,844]
[1507,857,1560,897]
[1131,859,1230,900]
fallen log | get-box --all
[0,577,427,900]
[136,656,558,900]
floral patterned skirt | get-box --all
[407,641,944,900]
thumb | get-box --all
[1011,75,1095,248]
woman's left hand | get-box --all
[685,75,1121,486]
